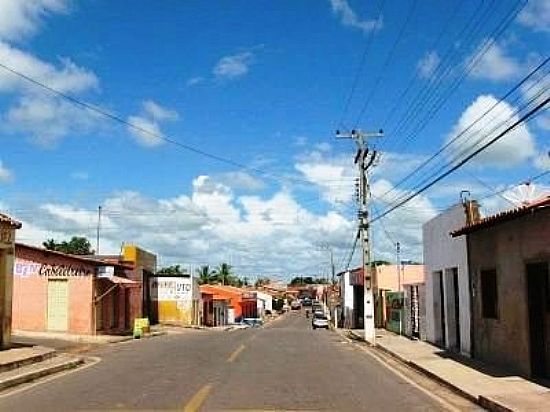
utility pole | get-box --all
[396,241,401,292]
[96,205,102,255]
[337,129,383,343]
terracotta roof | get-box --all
[0,213,22,229]
[451,195,550,236]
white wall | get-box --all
[340,271,354,328]
[423,203,471,356]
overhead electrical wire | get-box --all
[369,95,549,225]
[0,61,314,187]
[378,56,549,201]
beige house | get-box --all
[452,196,550,379]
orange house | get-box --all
[200,285,256,323]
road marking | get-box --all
[226,344,246,363]
[183,384,212,412]
[334,331,461,412]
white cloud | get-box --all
[126,100,178,147]
[295,151,355,205]
[469,40,522,82]
[0,0,68,42]
[126,115,164,147]
[0,160,13,182]
[71,171,89,180]
[213,51,254,80]
[143,100,179,122]
[216,171,265,192]
[417,51,440,79]
[0,41,98,94]
[521,76,550,131]
[186,76,204,86]
[534,151,550,170]
[6,94,101,146]
[517,0,550,33]
[329,0,383,33]
[444,95,536,168]
[0,40,102,146]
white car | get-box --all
[312,313,329,329]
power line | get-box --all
[370,95,549,225]
[0,61,312,187]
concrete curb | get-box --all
[0,356,84,391]
[0,348,57,373]
[341,329,514,412]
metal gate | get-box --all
[410,285,420,338]
[47,279,69,331]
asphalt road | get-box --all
[0,311,473,411]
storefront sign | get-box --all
[14,261,41,278]
[150,277,192,301]
[97,266,115,278]
[39,263,92,277]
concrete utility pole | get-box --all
[396,241,401,292]
[337,129,383,344]
[96,205,102,255]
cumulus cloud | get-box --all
[9,174,364,276]
[534,151,550,170]
[329,0,382,33]
[0,41,98,94]
[417,51,440,79]
[517,0,550,33]
[444,95,536,168]
[213,51,254,80]
[126,100,178,147]
[0,40,102,145]
[0,160,13,182]
[216,171,265,192]
[469,40,522,82]
[0,0,68,42]
[186,76,204,86]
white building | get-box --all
[423,201,477,356]
[254,290,273,318]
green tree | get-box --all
[254,277,270,288]
[213,263,233,285]
[43,236,94,255]
[196,265,214,285]
[157,265,187,275]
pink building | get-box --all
[374,264,425,291]
[12,244,141,335]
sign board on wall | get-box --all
[149,277,192,301]
[13,258,92,278]
[97,266,115,278]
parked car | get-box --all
[302,298,312,306]
[242,318,263,327]
[291,300,302,310]
[312,312,329,329]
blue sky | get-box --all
[0,0,548,279]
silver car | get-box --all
[312,313,329,329]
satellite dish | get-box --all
[503,183,541,207]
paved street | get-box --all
[0,312,470,411]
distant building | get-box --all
[452,196,550,378]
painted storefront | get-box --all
[149,275,201,326]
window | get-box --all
[481,269,498,319]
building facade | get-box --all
[149,275,201,326]
[0,214,21,348]
[12,244,140,335]
[423,202,473,356]
[452,196,550,378]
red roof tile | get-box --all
[0,213,22,229]
[451,195,550,236]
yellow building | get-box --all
[149,275,201,326]
[122,245,157,321]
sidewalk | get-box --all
[346,328,550,411]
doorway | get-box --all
[526,262,549,378]
[47,279,68,331]
[436,271,446,347]
[451,268,461,352]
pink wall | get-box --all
[13,246,95,334]
[375,264,425,291]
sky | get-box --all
[0,0,548,281]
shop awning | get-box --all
[107,276,140,286]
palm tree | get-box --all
[196,265,214,285]
[214,263,233,286]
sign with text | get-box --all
[149,277,192,301]
[13,258,92,278]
